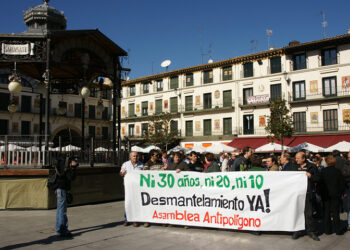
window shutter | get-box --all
[170,76,179,89]
[185,96,193,111]
[170,97,178,113]
[186,121,193,137]
[155,99,162,114]
[204,119,211,136]
[223,90,232,107]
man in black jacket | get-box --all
[54,156,78,237]
[292,151,320,241]
[320,155,345,235]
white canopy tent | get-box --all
[188,145,207,154]
[204,144,236,154]
[61,144,81,151]
[0,144,25,151]
[324,141,350,152]
[255,143,289,152]
[95,147,109,152]
[167,145,189,154]
[290,142,325,153]
[131,146,144,153]
[142,145,161,153]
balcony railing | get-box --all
[289,88,350,102]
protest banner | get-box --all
[125,171,307,231]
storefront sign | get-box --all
[125,171,307,231]
[1,43,35,55]
[247,94,269,105]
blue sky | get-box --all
[1,0,349,79]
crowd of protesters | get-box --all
[120,146,350,241]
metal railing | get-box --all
[0,135,128,168]
[288,88,350,102]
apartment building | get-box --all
[121,32,350,149]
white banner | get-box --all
[125,171,307,231]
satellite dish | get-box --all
[161,59,171,71]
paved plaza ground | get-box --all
[0,201,349,250]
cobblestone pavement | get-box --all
[0,201,349,250]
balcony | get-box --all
[289,88,350,104]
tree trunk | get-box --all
[281,137,284,154]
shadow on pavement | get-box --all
[2,221,124,250]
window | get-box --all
[128,103,135,117]
[89,105,95,119]
[243,88,253,105]
[21,95,31,113]
[186,73,193,86]
[142,101,148,116]
[293,112,306,133]
[88,126,95,138]
[170,76,179,89]
[322,48,337,66]
[243,62,253,78]
[128,124,135,136]
[74,103,81,118]
[0,93,10,111]
[170,97,178,113]
[203,119,212,136]
[101,89,109,99]
[185,121,193,137]
[170,120,178,135]
[222,66,232,81]
[129,85,135,96]
[223,118,232,135]
[293,54,306,70]
[155,99,162,114]
[243,115,254,135]
[21,121,31,135]
[270,56,281,74]
[270,84,281,102]
[102,127,108,140]
[102,107,108,120]
[322,76,337,97]
[203,93,212,109]
[0,119,8,135]
[223,90,232,107]
[141,123,148,136]
[156,80,163,92]
[323,109,338,131]
[185,96,193,111]
[203,70,213,84]
[143,82,149,94]
[293,81,306,101]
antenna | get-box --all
[208,44,213,63]
[266,29,273,50]
[320,11,327,38]
[199,29,205,64]
[161,59,171,71]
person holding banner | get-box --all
[293,151,320,241]
[188,151,204,172]
[120,151,144,227]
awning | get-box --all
[227,134,350,149]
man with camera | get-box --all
[53,156,78,237]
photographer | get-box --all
[54,156,78,237]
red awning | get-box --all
[227,134,350,149]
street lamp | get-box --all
[8,62,22,94]
[8,99,18,112]
[80,86,90,98]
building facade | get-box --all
[121,32,350,149]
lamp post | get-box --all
[80,53,90,156]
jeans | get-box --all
[56,188,69,234]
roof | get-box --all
[123,33,350,86]
[227,134,350,150]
